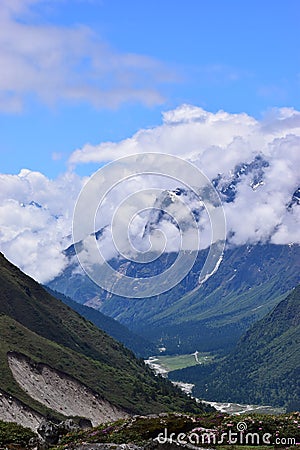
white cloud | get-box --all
[0,105,300,283]
[69,104,300,248]
[69,105,300,168]
[0,0,174,113]
[0,169,84,282]
[69,106,259,169]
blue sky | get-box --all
[1,0,299,178]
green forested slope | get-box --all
[170,285,300,410]
[45,286,156,358]
[0,252,206,419]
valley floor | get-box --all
[145,352,285,415]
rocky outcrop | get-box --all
[0,388,43,431]
[36,418,89,446]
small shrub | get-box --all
[0,420,35,446]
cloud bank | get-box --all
[70,105,300,248]
[0,105,299,283]
[0,169,83,282]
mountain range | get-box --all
[45,171,300,412]
[49,242,300,354]
[47,153,300,356]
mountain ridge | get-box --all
[44,286,156,358]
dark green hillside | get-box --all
[170,286,300,410]
[0,252,206,419]
[45,287,156,358]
